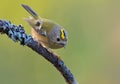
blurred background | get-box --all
[0,0,120,84]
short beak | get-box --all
[59,43,66,48]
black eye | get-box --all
[57,38,60,41]
[36,21,41,26]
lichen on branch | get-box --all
[0,20,78,84]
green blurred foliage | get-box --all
[0,0,120,84]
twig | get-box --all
[0,20,78,84]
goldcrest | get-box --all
[21,4,68,49]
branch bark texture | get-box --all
[0,20,78,84]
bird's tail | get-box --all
[21,4,40,19]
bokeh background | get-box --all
[0,0,120,84]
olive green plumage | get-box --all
[22,4,68,49]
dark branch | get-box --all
[0,20,78,84]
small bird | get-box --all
[21,4,68,49]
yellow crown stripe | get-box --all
[60,29,65,40]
